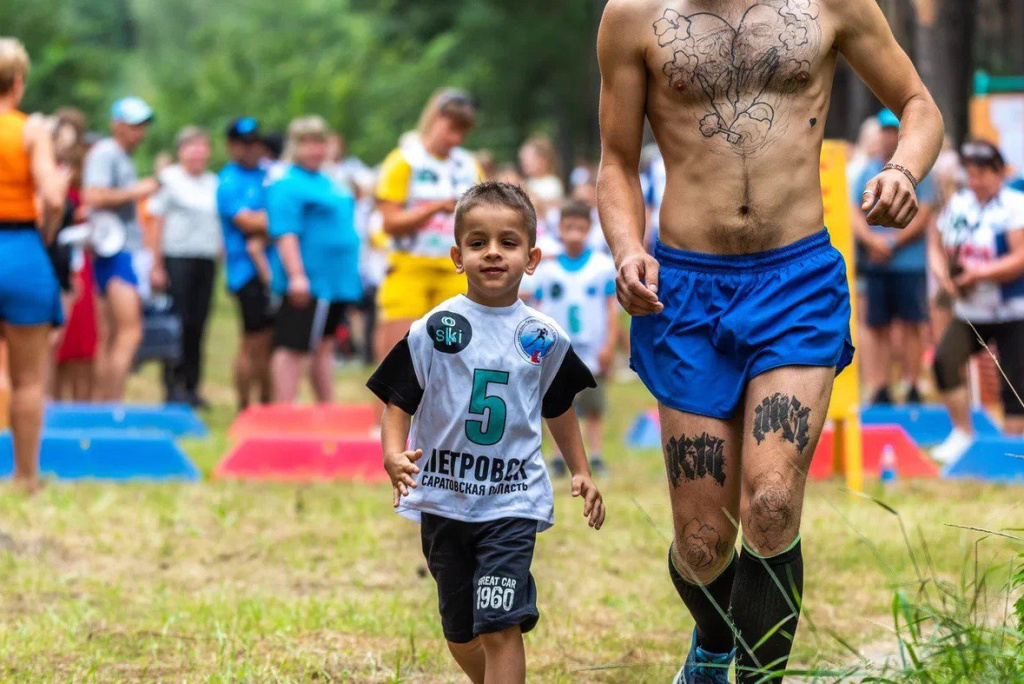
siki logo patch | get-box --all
[428,311,472,354]
[515,317,558,365]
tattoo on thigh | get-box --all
[665,433,727,487]
[752,393,812,453]
[748,471,794,553]
[679,519,723,573]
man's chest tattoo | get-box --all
[653,0,821,155]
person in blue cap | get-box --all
[82,96,160,401]
[851,109,939,405]
[217,116,275,410]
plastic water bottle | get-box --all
[880,444,897,487]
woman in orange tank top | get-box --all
[0,37,67,494]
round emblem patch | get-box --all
[515,317,558,365]
[427,311,472,354]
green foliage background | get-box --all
[4,0,604,167]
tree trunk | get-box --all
[914,0,976,143]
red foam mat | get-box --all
[214,436,387,482]
[810,424,938,480]
[228,404,376,440]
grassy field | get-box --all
[0,288,1021,682]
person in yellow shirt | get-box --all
[374,89,483,362]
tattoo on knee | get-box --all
[747,472,795,553]
[678,519,728,574]
[752,393,812,454]
[665,433,727,487]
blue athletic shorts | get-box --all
[630,229,855,420]
[0,227,64,327]
[94,251,139,294]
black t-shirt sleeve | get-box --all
[366,335,424,414]
[541,346,597,419]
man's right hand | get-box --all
[615,249,663,316]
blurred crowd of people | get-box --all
[849,109,1024,463]
[4,33,1024,491]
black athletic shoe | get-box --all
[549,457,568,478]
[590,455,608,477]
[187,393,211,410]
[870,387,893,405]
[906,385,923,404]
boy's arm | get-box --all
[546,409,605,530]
[381,402,423,506]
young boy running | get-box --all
[367,182,606,684]
[532,200,618,477]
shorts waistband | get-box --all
[654,229,832,274]
[0,220,37,231]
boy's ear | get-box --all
[524,246,543,276]
[451,245,465,274]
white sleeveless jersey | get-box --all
[532,251,617,374]
[395,139,480,259]
[367,295,595,531]
[938,187,1024,323]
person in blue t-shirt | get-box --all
[851,109,939,405]
[267,116,362,403]
[217,117,275,411]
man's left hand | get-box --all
[863,169,919,229]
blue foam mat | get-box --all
[0,431,201,481]
[45,402,208,437]
[944,437,1024,483]
[862,404,1001,446]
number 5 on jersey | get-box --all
[466,369,509,446]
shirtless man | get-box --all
[596,2,942,682]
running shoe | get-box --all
[932,427,973,464]
[672,629,733,684]
[548,456,568,478]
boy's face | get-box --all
[558,216,591,257]
[452,205,541,306]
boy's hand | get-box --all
[571,474,605,530]
[384,448,423,507]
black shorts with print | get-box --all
[420,513,539,644]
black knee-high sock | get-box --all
[731,540,804,683]
[668,546,737,654]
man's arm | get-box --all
[596,0,663,316]
[835,0,944,229]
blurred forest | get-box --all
[4,0,1024,168]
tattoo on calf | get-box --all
[665,433,727,487]
[752,392,812,454]
[653,0,822,155]
[748,472,794,553]
[679,518,724,573]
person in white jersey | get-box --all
[930,140,1024,463]
[368,183,605,684]
[532,199,618,477]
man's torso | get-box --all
[637,0,841,253]
[85,138,141,251]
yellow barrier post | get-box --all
[820,141,863,492]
